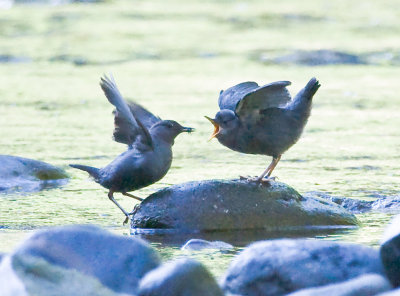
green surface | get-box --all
[1,0,399,277]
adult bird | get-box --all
[205,77,320,183]
[70,75,194,223]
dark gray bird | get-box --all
[205,78,320,183]
[70,75,194,223]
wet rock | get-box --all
[0,155,68,193]
[0,54,31,64]
[0,254,126,296]
[305,191,400,213]
[49,54,88,66]
[181,239,234,251]
[131,179,358,231]
[13,224,160,294]
[380,214,400,287]
[259,50,365,66]
[221,239,384,296]
[286,273,392,296]
[138,258,223,296]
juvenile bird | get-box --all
[205,78,320,183]
[70,75,194,223]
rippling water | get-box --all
[1,0,400,278]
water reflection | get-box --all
[131,226,357,248]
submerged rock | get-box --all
[305,191,400,213]
[259,49,365,66]
[181,239,234,251]
[138,258,224,296]
[221,239,385,296]
[0,155,68,193]
[131,179,358,231]
[287,273,392,296]
[380,214,400,287]
[0,254,125,296]
[13,224,160,294]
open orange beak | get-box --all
[204,116,220,141]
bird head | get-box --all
[205,109,239,141]
[150,120,194,145]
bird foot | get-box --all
[122,204,141,225]
[240,175,276,185]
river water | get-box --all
[1,0,400,278]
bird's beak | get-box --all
[182,126,195,133]
[204,116,220,141]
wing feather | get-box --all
[100,74,154,148]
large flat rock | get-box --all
[131,179,358,232]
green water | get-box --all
[1,0,400,278]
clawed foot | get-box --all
[240,175,276,184]
[122,204,141,225]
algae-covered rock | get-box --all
[131,179,358,231]
[0,155,68,193]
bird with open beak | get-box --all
[206,78,320,183]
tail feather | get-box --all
[69,164,100,180]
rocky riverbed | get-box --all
[1,217,400,296]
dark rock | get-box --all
[305,191,400,213]
[221,239,384,296]
[13,224,160,294]
[259,50,365,66]
[131,180,358,231]
[380,215,400,287]
[181,239,234,251]
[286,273,392,296]
[0,54,31,64]
[138,258,223,296]
[0,155,68,193]
[0,254,126,296]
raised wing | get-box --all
[113,101,161,145]
[218,82,259,111]
[235,81,292,117]
[100,75,154,148]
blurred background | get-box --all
[1,0,399,276]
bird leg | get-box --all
[245,155,281,183]
[108,190,131,224]
[122,192,144,201]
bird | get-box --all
[70,75,194,224]
[205,77,320,183]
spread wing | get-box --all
[235,81,292,120]
[218,82,259,111]
[113,101,161,146]
[100,75,155,149]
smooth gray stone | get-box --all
[286,273,392,296]
[138,258,223,296]
[221,239,384,296]
[181,239,234,251]
[0,155,68,193]
[13,225,160,294]
[131,179,358,231]
[0,254,129,296]
[380,214,400,287]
